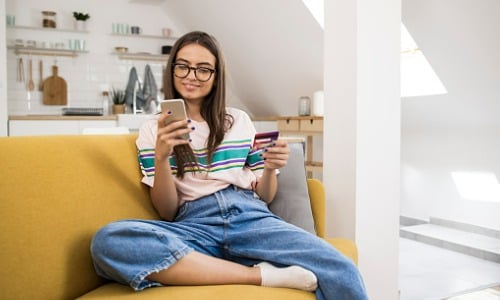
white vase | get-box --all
[75,20,86,31]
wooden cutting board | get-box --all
[43,65,67,105]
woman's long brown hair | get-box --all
[163,31,233,178]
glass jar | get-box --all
[298,96,311,116]
[102,91,110,116]
[42,11,56,28]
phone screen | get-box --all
[159,99,190,140]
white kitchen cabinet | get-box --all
[9,119,117,136]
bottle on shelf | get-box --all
[298,96,311,116]
[102,91,110,116]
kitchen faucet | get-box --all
[132,80,142,115]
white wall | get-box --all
[401,0,500,230]
[401,127,500,229]
[325,0,400,299]
[4,0,180,115]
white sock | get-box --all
[256,262,318,292]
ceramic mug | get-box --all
[26,40,36,48]
[162,28,171,37]
[131,26,141,35]
[6,15,15,26]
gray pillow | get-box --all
[269,141,316,234]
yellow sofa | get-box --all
[0,134,357,300]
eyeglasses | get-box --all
[172,63,215,82]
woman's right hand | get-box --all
[150,112,193,221]
[155,112,192,161]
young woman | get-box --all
[91,31,368,300]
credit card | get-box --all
[253,131,279,150]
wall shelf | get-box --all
[7,25,89,34]
[111,52,169,62]
[109,32,176,41]
[8,46,87,57]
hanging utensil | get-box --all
[38,59,44,91]
[43,64,67,105]
[18,58,25,83]
[27,58,35,91]
[16,58,21,82]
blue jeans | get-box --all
[91,186,368,300]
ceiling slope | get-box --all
[402,0,500,131]
[162,0,323,117]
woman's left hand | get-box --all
[261,140,289,170]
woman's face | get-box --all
[173,43,216,103]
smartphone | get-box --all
[159,99,190,140]
[253,131,280,150]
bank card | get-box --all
[253,131,280,150]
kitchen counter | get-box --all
[8,115,119,136]
[9,115,118,121]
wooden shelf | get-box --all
[253,115,324,177]
[252,115,323,121]
[8,46,88,57]
[7,25,89,34]
[305,161,323,173]
[109,32,176,40]
[111,52,169,62]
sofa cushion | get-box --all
[0,134,356,300]
[269,142,316,234]
[79,283,315,299]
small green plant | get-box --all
[110,88,126,105]
[73,12,90,21]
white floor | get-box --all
[399,237,500,300]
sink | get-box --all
[117,114,157,131]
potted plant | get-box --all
[110,88,126,114]
[73,11,90,31]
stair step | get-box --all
[400,224,500,263]
[430,217,500,239]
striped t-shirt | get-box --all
[136,107,265,203]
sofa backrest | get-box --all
[0,134,157,300]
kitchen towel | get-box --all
[142,64,158,113]
[125,67,145,110]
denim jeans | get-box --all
[91,185,368,300]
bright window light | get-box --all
[302,2,447,98]
[302,0,324,28]
[451,171,500,203]
[400,24,447,98]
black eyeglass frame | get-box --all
[172,63,216,82]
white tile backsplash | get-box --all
[5,0,179,116]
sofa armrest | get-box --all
[307,178,326,238]
[307,179,358,265]
[325,238,358,265]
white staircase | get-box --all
[400,217,500,263]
